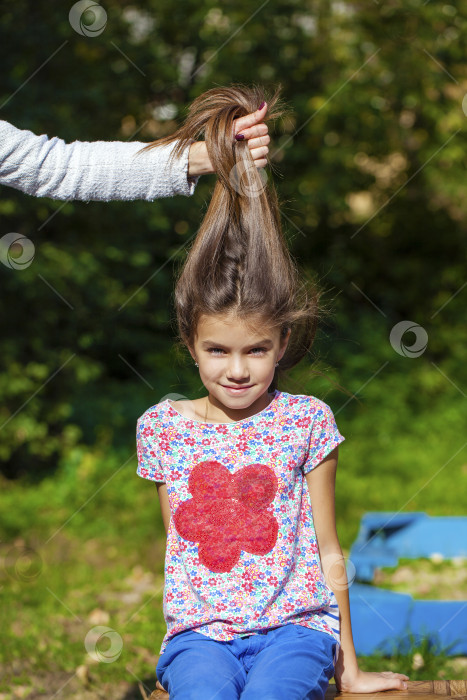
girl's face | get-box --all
[189,313,291,418]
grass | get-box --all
[0,532,166,692]
[374,556,467,600]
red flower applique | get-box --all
[173,460,278,573]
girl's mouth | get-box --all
[222,385,252,394]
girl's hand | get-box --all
[335,667,409,693]
[187,102,270,176]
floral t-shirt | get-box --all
[136,389,345,665]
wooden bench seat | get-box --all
[147,679,467,700]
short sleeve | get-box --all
[136,415,165,483]
[302,400,345,475]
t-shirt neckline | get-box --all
[166,389,281,427]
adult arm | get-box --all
[0,104,270,203]
[306,446,410,693]
[0,119,199,202]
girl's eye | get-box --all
[206,347,267,355]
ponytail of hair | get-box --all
[140,84,328,394]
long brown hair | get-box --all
[139,84,333,394]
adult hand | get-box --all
[188,102,270,176]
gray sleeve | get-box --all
[0,120,200,202]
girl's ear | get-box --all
[187,344,197,364]
[277,326,292,361]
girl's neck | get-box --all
[201,390,275,424]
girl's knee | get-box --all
[164,677,242,700]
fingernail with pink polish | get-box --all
[235,134,245,140]
[258,101,265,110]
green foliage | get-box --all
[358,631,457,679]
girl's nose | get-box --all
[227,357,250,379]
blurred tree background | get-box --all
[1,0,467,689]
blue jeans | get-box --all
[155,623,337,699]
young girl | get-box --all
[136,85,410,699]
